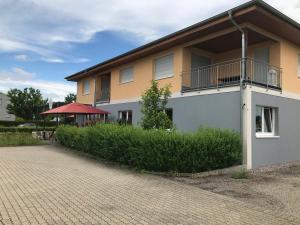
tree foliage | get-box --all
[7,87,47,120]
[64,93,76,103]
[140,80,173,129]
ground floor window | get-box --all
[158,108,173,121]
[165,108,173,121]
[256,106,278,136]
[118,110,133,125]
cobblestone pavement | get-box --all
[0,145,299,225]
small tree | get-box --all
[140,80,173,129]
[65,93,76,103]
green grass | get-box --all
[0,133,44,147]
[231,169,249,179]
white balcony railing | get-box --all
[96,88,110,103]
[181,58,282,92]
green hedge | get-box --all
[56,124,241,173]
[0,127,55,133]
[0,120,56,127]
[0,133,43,147]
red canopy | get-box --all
[41,102,110,115]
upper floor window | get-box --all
[298,54,300,77]
[83,80,90,95]
[256,106,278,137]
[154,54,174,80]
[120,67,134,84]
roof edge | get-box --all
[65,0,300,81]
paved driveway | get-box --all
[0,145,299,225]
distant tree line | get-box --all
[6,87,76,121]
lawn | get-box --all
[0,133,44,147]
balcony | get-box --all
[95,73,111,104]
[96,89,110,103]
[181,58,282,92]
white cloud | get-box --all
[41,57,65,63]
[0,67,35,81]
[1,0,299,61]
[73,58,90,63]
[15,54,28,61]
[40,57,89,64]
[0,67,75,101]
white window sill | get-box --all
[256,134,280,139]
[120,80,133,85]
[154,74,174,81]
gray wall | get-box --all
[99,91,240,132]
[0,93,15,121]
[251,92,300,168]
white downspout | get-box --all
[228,10,248,166]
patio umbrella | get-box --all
[40,102,110,126]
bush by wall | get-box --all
[0,127,55,133]
[56,124,241,173]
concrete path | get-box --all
[0,145,298,225]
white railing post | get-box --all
[217,65,219,90]
[197,69,200,89]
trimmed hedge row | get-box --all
[56,124,241,173]
[0,120,56,127]
[0,127,55,133]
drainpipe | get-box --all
[228,10,247,165]
[93,76,97,107]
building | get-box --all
[0,93,16,121]
[66,0,300,169]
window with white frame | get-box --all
[154,54,174,80]
[298,54,300,77]
[83,80,90,95]
[118,110,133,125]
[158,108,173,122]
[120,67,134,84]
[256,106,278,136]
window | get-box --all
[256,106,278,137]
[298,54,300,77]
[118,110,133,125]
[154,54,174,80]
[83,80,90,95]
[120,67,134,84]
[159,108,173,121]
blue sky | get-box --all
[0,0,299,101]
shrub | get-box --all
[56,124,242,173]
[0,133,43,146]
[0,127,55,133]
[231,169,249,179]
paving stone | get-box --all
[0,145,299,225]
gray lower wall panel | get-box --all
[98,91,240,132]
[251,92,300,168]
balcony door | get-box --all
[253,47,269,85]
[191,53,211,88]
[100,74,110,102]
